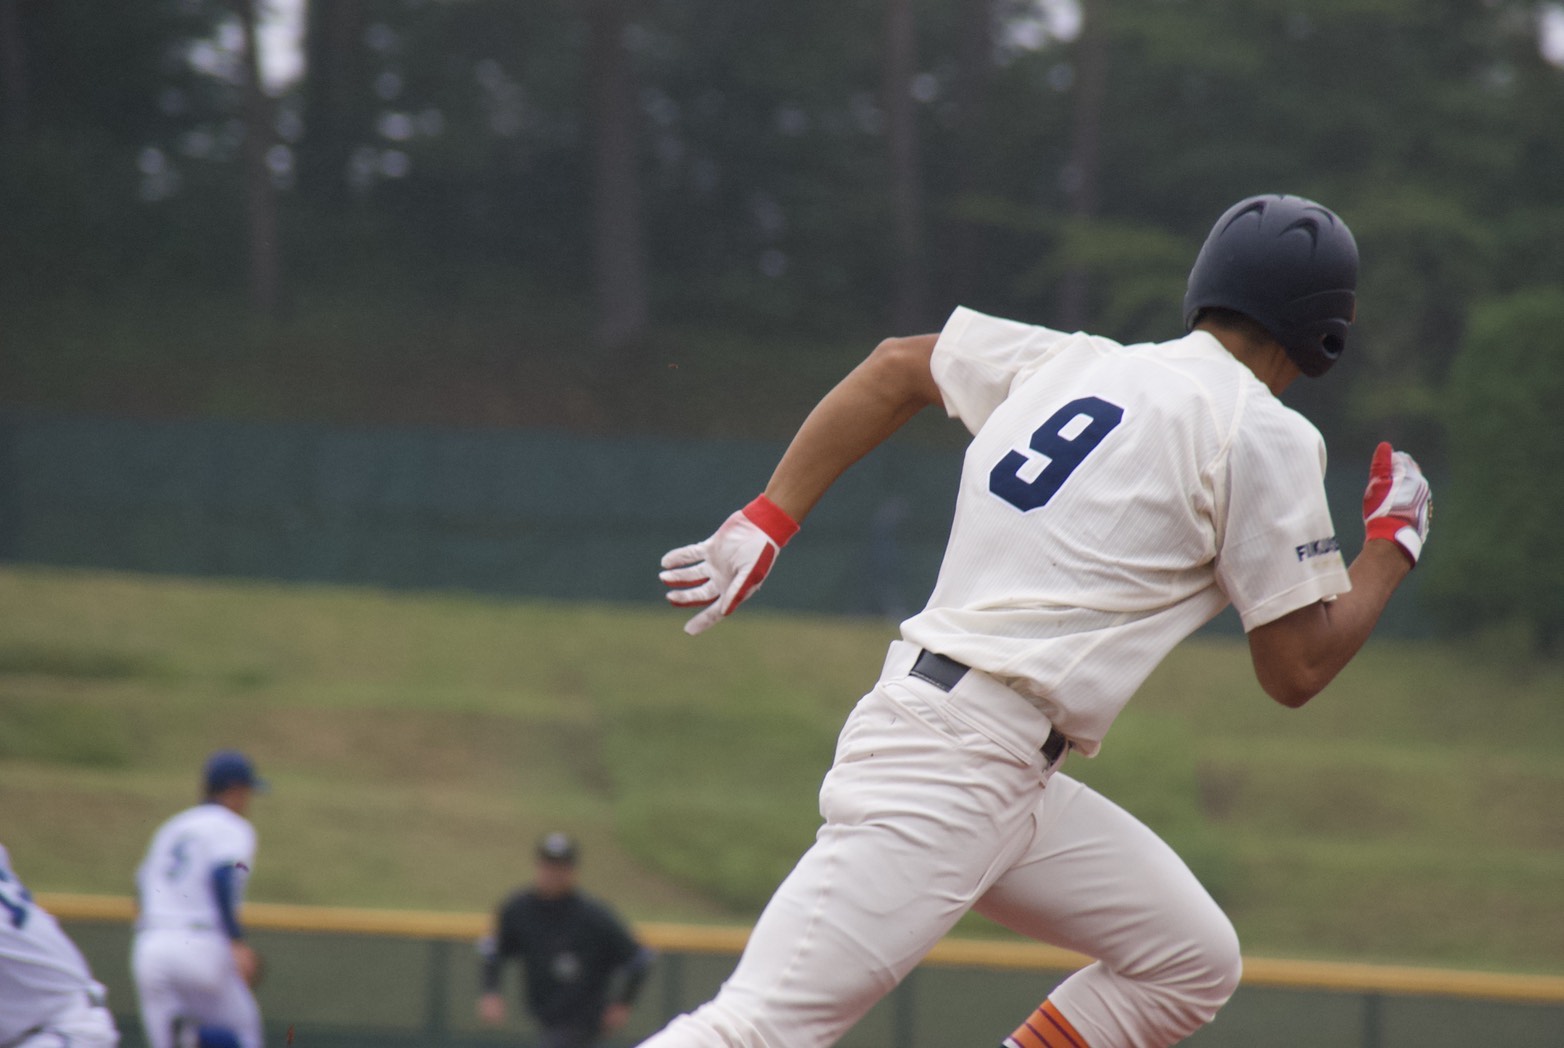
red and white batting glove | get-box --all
[660,495,800,636]
[1362,441,1432,566]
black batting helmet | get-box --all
[1183,194,1359,377]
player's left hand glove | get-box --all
[1362,441,1432,566]
[660,495,800,636]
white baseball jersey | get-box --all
[902,306,1351,754]
[0,844,112,1044]
[133,804,262,1048]
[135,804,256,933]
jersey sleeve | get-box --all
[207,817,256,939]
[930,307,1075,435]
[601,906,642,966]
[208,817,257,871]
[210,863,245,939]
[479,897,523,992]
[595,905,653,1004]
[494,897,524,958]
[1215,402,1351,630]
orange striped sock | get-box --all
[1001,999,1089,1048]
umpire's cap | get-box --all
[1183,194,1359,377]
[537,832,579,865]
[203,750,268,795]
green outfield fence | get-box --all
[0,410,1433,635]
[46,895,1564,1048]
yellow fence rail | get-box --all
[40,893,1564,1007]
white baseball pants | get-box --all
[10,996,119,1048]
[131,930,263,1048]
[636,641,1240,1048]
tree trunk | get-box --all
[233,0,281,319]
[884,0,927,332]
[300,0,367,201]
[586,0,649,355]
[1058,0,1109,330]
[948,0,994,305]
[0,0,27,140]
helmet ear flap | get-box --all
[1276,288,1355,376]
[1282,319,1348,377]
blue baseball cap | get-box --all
[203,750,268,795]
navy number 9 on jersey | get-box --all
[989,396,1124,511]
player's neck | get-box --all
[206,788,252,818]
[1205,328,1301,396]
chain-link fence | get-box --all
[0,410,1434,636]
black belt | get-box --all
[910,649,1070,764]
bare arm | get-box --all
[762,334,943,522]
[660,334,944,634]
[1246,539,1411,708]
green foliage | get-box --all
[1342,186,1500,453]
[11,1,221,141]
[1019,217,1190,342]
[0,1,240,294]
[5,0,1559,339]
[1424,288,1564,653]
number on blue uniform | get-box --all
[0,865,33,929]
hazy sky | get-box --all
[259,0,306,91]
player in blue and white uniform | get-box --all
[0,843,120,1048]
[132,751,267,1048]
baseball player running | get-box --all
[649,194,1431,1048]
[132,751,268,1048]
[0,843,120,1048]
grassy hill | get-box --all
[1,564,1560,975]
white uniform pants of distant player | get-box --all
[10,996,119,1048]
[132,929,263,1048]
[638,642,1241,1048]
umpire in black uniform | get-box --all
[478,833,655,1048]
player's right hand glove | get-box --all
[1362,441,1431,566]
[660,495,800,636]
